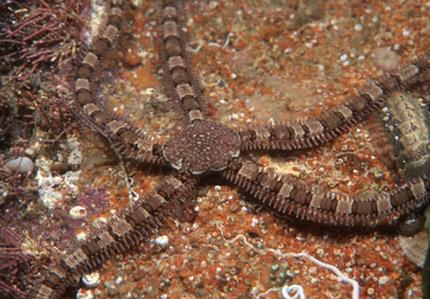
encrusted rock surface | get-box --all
[1,0,429,298]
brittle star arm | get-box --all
[236,51,430,152]
[29,174,198,299]
[72,0,166,166]
[221,158,429,227]
[157,1,207,123]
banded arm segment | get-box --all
[221,158,429,227]
[73,0,165,166]
[237,51,430,152]
[30,174,198,299]
[158,0,207,123]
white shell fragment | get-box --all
[154,235,169,247]
[82,272,101,288]
[76,231,88,241]
[69,206,88,220]
[5,157,34,173]
[76,288,94,299]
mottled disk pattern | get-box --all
[163,120,240,175]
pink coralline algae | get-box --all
[75,187,110,215]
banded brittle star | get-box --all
[28,0,430,298]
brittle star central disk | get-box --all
[163,120,241,175]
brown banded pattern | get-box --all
[26,1,430,298]
[71,0,165,166]
[221,158,429,227]
[367,117,401,177]
[237,55,430,152]
[30,175,197,299]
[158,0,206,122]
